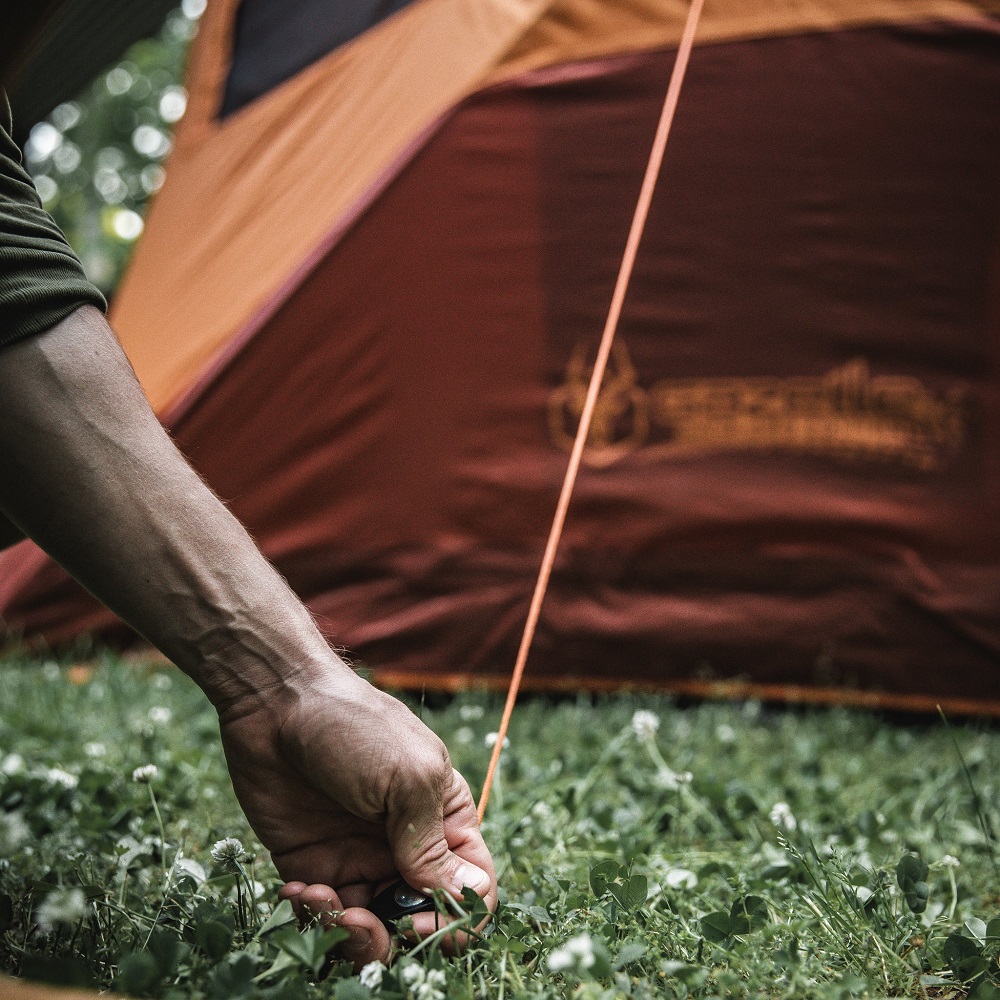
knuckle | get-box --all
[404,736,450,788]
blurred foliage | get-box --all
[22,1,204,295]
[2,655,1000,998]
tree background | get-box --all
[22,0,202,296]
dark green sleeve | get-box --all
[0,91,106,350]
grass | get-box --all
[0,652,998,999]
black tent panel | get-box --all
[220,0,419,117]
[8,0,178,144]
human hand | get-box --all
[217,666,496,968]
[0,304,494,966]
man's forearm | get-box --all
[0,306,347,708]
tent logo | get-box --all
[549,344,966,471]
[548,341,651,467]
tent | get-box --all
[2,0,1000,713]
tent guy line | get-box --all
[373,0,705,928]
[476,0,706,825]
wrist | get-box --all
[176,605,358,720]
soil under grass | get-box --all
[0,653,998,999]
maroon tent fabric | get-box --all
[2,14,999,710]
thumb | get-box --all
[385,765,491,899]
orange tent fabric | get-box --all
[2,0,999,712]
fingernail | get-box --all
[454,864,490,894]
[344,927,371,953]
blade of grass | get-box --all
[938,706,999,882]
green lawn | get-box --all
[0,653,998,999]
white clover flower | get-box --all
[940,854,960,868]
[770,801,797,832]
[83,742,106,758]
[151,672,173,690]
[454,726,474,744]
[715,723,737,744]
[45,768,78,790]
[148,706,172,725]
[459,705,485,721]
[211,837,249,867]
[115,835,138,854]
[400,963,425,987]
[484,732,510,749]
[665,868,698,889]
[35,887,88,932]
[531,800,554,820]
[631,709,660,741]
[613,805,642,829]
[548,932,596,973]
[132,764,158,783]
[547,946,574,972]
[566,933,596,968]
[654,767,692,791]
[359,960,384,989]
[0,810,30,855]
[414,968,446,1000]
[1,754,24,775]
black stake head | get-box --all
[369,879,435,931]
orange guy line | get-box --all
[477,0,706,823]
